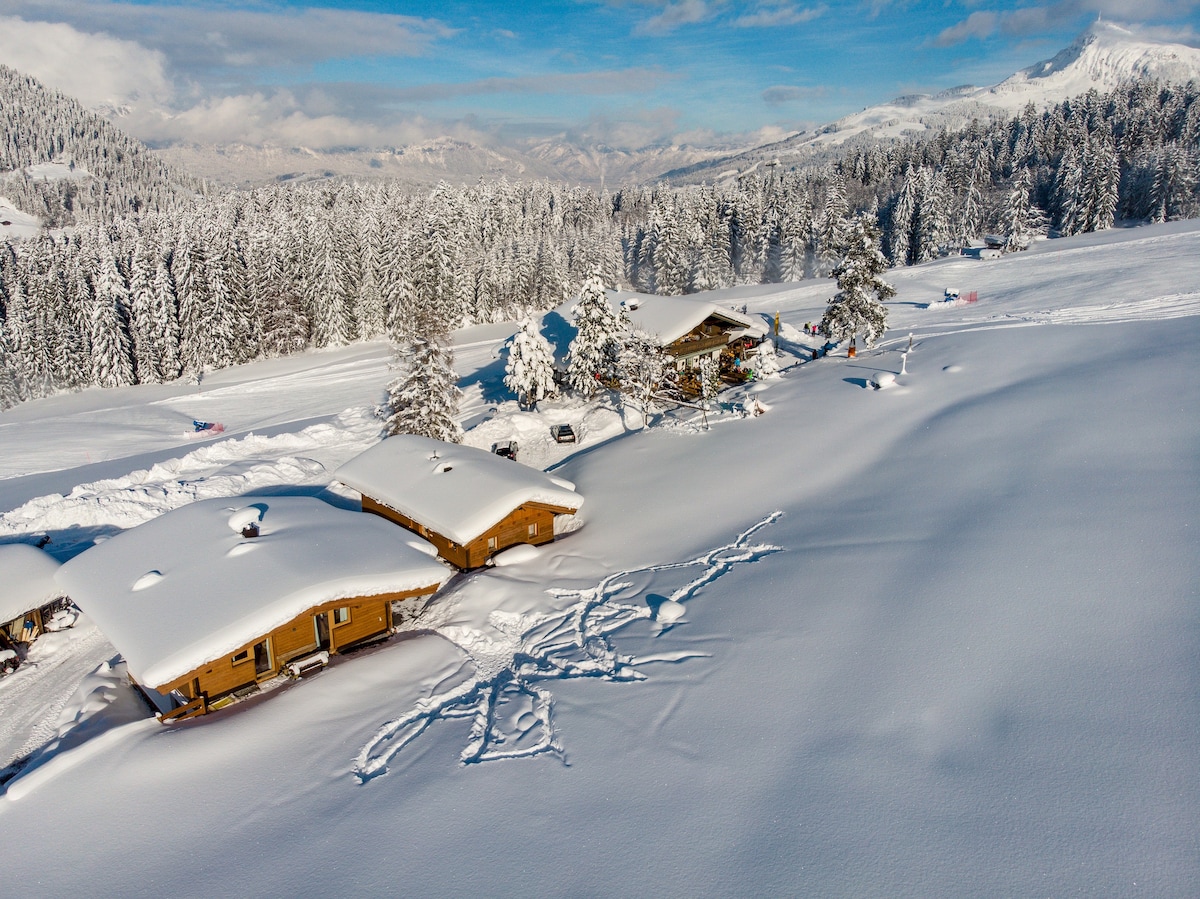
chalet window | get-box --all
[487,536,498,551]
[333,607,351,625]
[231,649,250,664]
[527,522,538,537]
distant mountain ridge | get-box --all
[663,21,1200,184]
[152,134,756,192]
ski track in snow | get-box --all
[353,512,783,782]
[0,408,382,550]
[0,625,115,770]
[876,289,1200,351]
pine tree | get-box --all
[754,339,781,379]
[128,239,163,383]
[1149,143,1195,222]
[89,238,135,388]
[380,334,463,443]
[819,214,893,348]
[817,171,850,275]
[697,354,721,406]
[1001,168,1046,252]
[0,321,23,408]
[504,316,557,408]
[888,165,920,265]
[566,274,623,397]
[914,167,951,263]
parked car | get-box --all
[491,440,518,460]
[550,424,576,444]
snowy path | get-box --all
[0,623,117,771]
[353,512,782,781]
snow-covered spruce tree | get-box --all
[1149,143,1195,223]
[697,354,721,407]
[616,329,677,426]
[504,316,557,408]
[1001,168,1046,253]
[754,339,781,379]
[819,214,893,348]
[89,239,136,388]
[0,323,22,410]
[380,332,463,443]
[566,274,623,398]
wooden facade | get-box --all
[361,495,574,570]
[155,586,436,716]
[1,602,58,645]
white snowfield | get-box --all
[54,496,451,689]
[0,220,1197,896]
[334,433,583,546]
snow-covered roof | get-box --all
[0,544,64,623]
[334,435,583,546]
[560,289,766,346]
[54,496,451,689]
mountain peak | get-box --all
[999,20,1200,96]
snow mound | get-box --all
[655,599,686,622]
[226,506,264,534]
[871,372,897,390]
[490,544,541,567]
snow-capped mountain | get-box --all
[987,20,1200,104]
[664,21,1200,184]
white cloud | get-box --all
[123,88,500,151]
[0,15,174,107]
[761,84,828,105]
[0,2,453,72]
[734,2,826,28]
[636,0,720,35]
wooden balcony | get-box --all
[666,333,730,358]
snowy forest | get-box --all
[2,70,1200,409]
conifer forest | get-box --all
[2,65,1200,409]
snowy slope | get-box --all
[0,222,1198,896]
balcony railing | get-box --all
[666,333,729,357]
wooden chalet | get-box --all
[0,543,69,651]
[55,496,449,719]
[335,435,584,571]
[546,290,767,394]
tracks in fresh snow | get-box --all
[353,512,782,782]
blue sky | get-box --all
[0,1,1198,148]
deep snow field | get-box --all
[1,221,1198,897]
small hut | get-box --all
[55,496,450,719]
[335,435,584,570]
[0,544,70,655]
